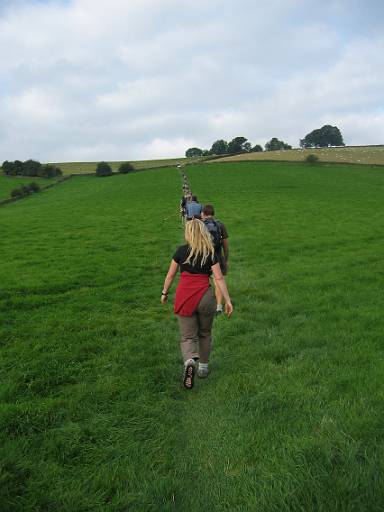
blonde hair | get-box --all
[184,219,215,266]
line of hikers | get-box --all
[160,168,233,389]
[179,175,229,315]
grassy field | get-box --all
[1,161,384,511]
[0,176,60,201]
[212,145,384,166]
[52,156,208,175]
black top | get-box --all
[173,244,217,274]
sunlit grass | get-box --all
[1,161,384,511]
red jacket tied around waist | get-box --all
[174,272,210,316]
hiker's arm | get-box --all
[222,238,229,262]
[161,260,178,303]
[211,263,233,316]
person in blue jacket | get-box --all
[186,195,202,220]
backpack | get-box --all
[204,219,222,251]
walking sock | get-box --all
[198,363,209,371]
[216,304,223,313]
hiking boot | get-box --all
[182,359,196,389]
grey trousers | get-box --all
[176,287,216,363]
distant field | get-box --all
[0,175,59,201]
[1,161,384,510]
[53,156,208,175]
[212,145,384,166]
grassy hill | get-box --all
[212,145,384,166]
[1,161,384,511]
[52,156,208,175]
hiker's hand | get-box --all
[225,301,233,317]
[161,294,168,304]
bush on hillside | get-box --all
[23,159,42,176]
[40,164,62,178]
[10,182,41,200]
[11,188,24,198]
[21,185,31,196]
[118,162,134,174]
[95,161,113,177]
[28,182,41,193]
[14,160,24,175]
[2,160,11,174]
[305,154,320,164]
[2,160,24,175]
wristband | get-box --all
[162,291,168,296]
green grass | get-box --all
[0,176,59,201]
[1,161,384,511]
[53,156,208,175]
[213,145,384,166]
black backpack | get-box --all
[204,219,222,251]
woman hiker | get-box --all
[161,219,233,389]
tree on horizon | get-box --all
[300,125,345,148]
[265,138,292,151]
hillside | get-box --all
[52,156,208,175]
[211,145,384,166]
[0,175,61,201]
[1,161,384,511]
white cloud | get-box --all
[2,88,64,122]
[140,137,197,160]
[0,0,383,161]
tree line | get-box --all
[185,125,344,157]
[1,160,136,178]
[2,159,63,178]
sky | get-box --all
[0,0,383,162]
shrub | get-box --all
[9,183,41,200]
[21,185,31,196]
[2,160,23,175]
[28,182,41,193]
[2,160,13,175]
[14,160,24,175]
[40,164,62,178]
[305,154,320,164]
[11,188,23,198]
[23,159,42,176]
[95,161,113,177]
[118,162,134,174]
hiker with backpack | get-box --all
[186,195,202,220]
[180,192,188,221]
[201,205,229,315]
[160,219,233,389]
